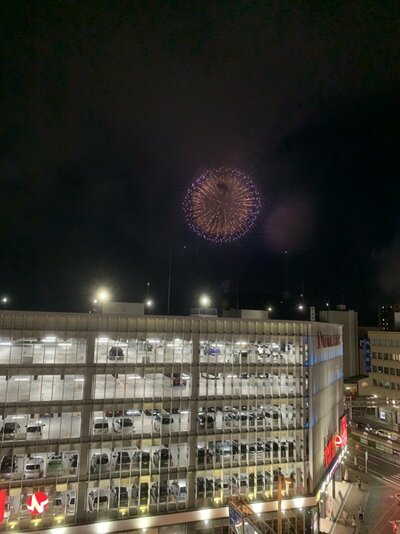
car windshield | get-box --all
[3,423,16,431]
[27,426,40,432]
[94,423,108,429]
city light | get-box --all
[199,294,211,307]
[1,297,8,304]
[298,305,304,311]
[96,288,111,303]
[145,299,153,307]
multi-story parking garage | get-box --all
[0,311,344,533]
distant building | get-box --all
[222,308,270,320]
[319,305,358,378]
[377,304,400,331]
[102,301,145,315]
[368,330,400,401]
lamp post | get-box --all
[267,307,273,319]
[93,288,111,313]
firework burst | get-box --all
[183,167,261,243]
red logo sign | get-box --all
[334,435,343,447]
[27,492,49,515]
[0,491,6,523]
[317,331,341,349]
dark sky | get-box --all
[1,1,400,323]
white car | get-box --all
[92,417,110,435]
[113,417,134,434]
[24,457,44,479]
[26,421,45,439]
[153,412,174,432]
[88,489,109,512]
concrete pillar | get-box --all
[187,333,199,509]
[77,334,96,522]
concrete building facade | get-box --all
[0,311,343,533]
[319,307,358,378]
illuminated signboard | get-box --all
[324,415,348,467]
[0,491,5,523]
[27,492,49,515]
[317,331,341,349]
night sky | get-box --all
[1,1,400,323]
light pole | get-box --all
[298,304,304,319]
[267,306,273,319]
[1,297,8,307]
[93,288,111,313]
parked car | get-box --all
[172,374,187,387]
[113,417,134,434]
[110,486,129,507]
[88,489,109,511]
[131,482,149,505]
[197,477,214,497]
[112,451,131,469]
[169,480,187,501]
[0,455,18,476]
[66,491,76,514]
[46,458,65,477]
[24,457,44,479]
[203,345,221,356]
[153,412,174,432]
[144,408,161,417]
[201,372,221,380]
[376,429,391,440]
[0,422,21,440]
[132,449,150,468]
[249,473,267,490]
[108,346,124,361]
[104,410,124,417]
[92,417,110,435]
[69,453,79,474]
[90,453,110,474]
[196,447,213,463]
[197,413,215,429]
[150,481,169,503]
[152,447,173,467]
[26,421,45,438]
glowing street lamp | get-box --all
[1,297,8,304]
[96,288,110,303]
[200,294,211,308]
[145,299,153,308]
[267,306,273,319]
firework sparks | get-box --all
[183,168,261,243]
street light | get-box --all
[267,307,273,319]
[145,299,153,308]
[1,297,8,304]
[96,288,110,303]
[298,305,304,311]
[200,294,211,308]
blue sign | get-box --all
[362,338,371,373]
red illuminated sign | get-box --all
[27,492,49,515]
[324,435,336,467]
[317,331,341,349]
[324,415,348,467]
[334,435,343,447]
[0,491,6,523]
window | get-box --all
[390,368,396,375]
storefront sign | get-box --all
[324,435,336,467]
[324,416,348,467]
[334,435,343,447]
[0,491,5,523]
[317,331,341,349]
[27,492,49,515]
